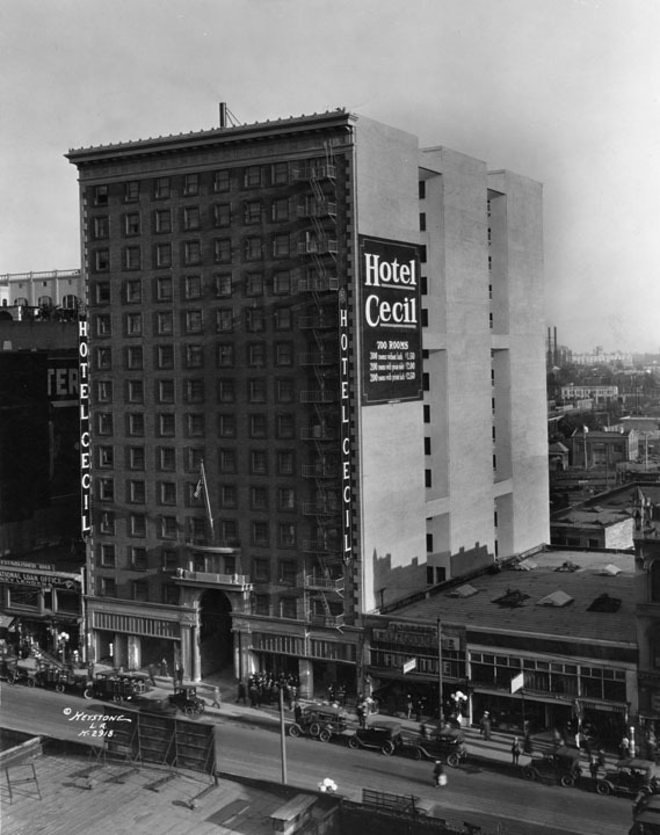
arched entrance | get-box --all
[199,589,233,678]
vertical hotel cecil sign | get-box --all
[359,237,422,404]
[338,288,352,563]
[79,318,91,535]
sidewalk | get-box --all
[135,672,621,777]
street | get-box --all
[0,682,633,835]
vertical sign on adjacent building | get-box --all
[79,318,91,536]
[338,289,352,563]
[359,236,422,404]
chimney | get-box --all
[219,102,227,128]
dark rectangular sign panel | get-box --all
[359,236,422,404]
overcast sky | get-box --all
[1,0,658,352]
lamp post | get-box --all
[437,619,444,724]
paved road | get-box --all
[0,682,634,834]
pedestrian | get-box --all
[597,748,606,769]
[433,760,447,788]
[480,711,492,740]
[589,754,599,781]
[511,736,522,766]
[406,694,414,719]
[420,722,430,740]
[176,665,184,686]
[621,735,631,759]
[523,733,533,755]
[160,657,168,677]
[211,686,222,708]
[147,663,156,686]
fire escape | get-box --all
[296,145,345,630]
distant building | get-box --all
[66,108,549,694]
[0,269,82,314]
[569,428,638,468]
[571,350,633,367]
[560,384,619,404]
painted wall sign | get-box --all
[359,236,422,404]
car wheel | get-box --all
[560,774,574,788]
[447,753,459,768]
[596,781,611,796]
[184,705,194,715]
[348,736,359,749]
[197,703,205,714]
[6,673,16,685]
[381,741,395,756]
[522,767,536,781]
[309,722,321,738]
[26,678,35,688]
[83,687,93,700]
[288,724,301,738]
[55,683,65,693]
[319,729,331,743]
[413,747,423,761]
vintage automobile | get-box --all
[168,685,206,716]
[33,664,88,694]
[522,746,582,787]
[288,702,349,742]
[409,727,468,766]
[596,758,660,798]
[348,720,403,756]
[83,671,149,703]
[5,658,38,687]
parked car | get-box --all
[596,758,660,798]
[83,672,149,703]
[348,720,403,756]
[408,727,468,766]
[522,746,582,787]
[288,702,349,742]
[168,686,205,716]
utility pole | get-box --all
[437,618,444,724]
[279,685,288,785]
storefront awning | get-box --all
[0,614,15,630]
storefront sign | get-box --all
[79,318,91,535]
[359,237,422,404]
[0,568,81,589]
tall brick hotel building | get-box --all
[66,108,549,696]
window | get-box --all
[183,240,201,265]
[252,521,269,546]
[157,345,174,369]
[218,379,235,403]
[274,308,292,330]
[94,281,110,304]
[156,275,173,301]
[275,342,293,366]
[244,201,262,224]
[158,447,176,471]
[124,181,139,202]
[217,344,234,368]
[250,450,267,475]
[96,347,112,370]
[100,543,116,566]
[244,166,262,188]
[159,516,178,539]
[126,346,143,369]
[253,558,270,582]
[278,488,295,511]
[98,478,114,501]
[184,344,203,368]
[127,379,144,403]
[98,446,114,468]
[185,379,204,403]
[220,485,237,509]
[246,273,263,297]
[279,523,296,547]
[96,413,113,435]
[94,249,109,271]
[271,162,289,184]
[155,243,172,268]
[248,378,266,402]
[250,486,268,510]
[213,169,230,192]
[96,380,113,402]
[159,482,177,505]
[419,212,426,232]
[186,413,205,436]
[124,213,141,236]
[99,577,117,597]
[100,512,115,535]
[271,198,289,222]
[125,279,142,304]
[219,448,236,473]
[247,343,265,367]
[94,185,109,206]
[215,273,232,297]
[279,560,297,584]
[156,311,174,335]
[273,271,290,295]
[158,380,175,403]
[272,234,290,257]
[159,413,175,436]
[276,413,295,439]
[128,446,145,470]
[93,216,109,239]
[214,238,231,263]
[249,414,267,438]
[125,312,142,336]
[277,450,294,476]
[184,274,202,300]
[183,173,199,196]
[246,307,265,332]
[154,177,170,199]
[127,413,144,436]
[218,414,236,438]
[96,314,111,337]
[184,310,203,334]
[185,447,202,473]
[275,379,294,403]
[213,203,231,227]
[419,180,426,199]
[124,246,141,270]
[128,480,146,503]
[244,237,262,261]
[155,209,171,234]
[216,307,234,333]
[183,207,200,231]
[187,517,206,543]
[129,515,146,537]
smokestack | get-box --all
[554,326,558,365]
[219,102,227,128]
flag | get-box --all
[583,425,589,434]
[510,672,525,693]
[193,479,203,499]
